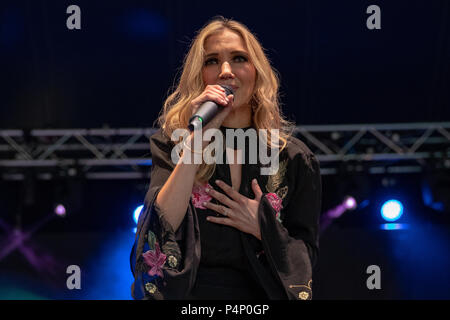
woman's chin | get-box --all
[231,100,251,110]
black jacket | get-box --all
[130,127,322,300]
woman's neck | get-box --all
[221,104,252,128]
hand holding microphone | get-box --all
[188,84,235,132]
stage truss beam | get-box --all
[1,123,449,180]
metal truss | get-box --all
[294,122,450,175]
[1,122,450,180]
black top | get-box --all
[190,125,267,299]
[130,126,322,300]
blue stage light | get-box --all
[380,223,409,230]
[381,200,404,222]
[133,205,144,224]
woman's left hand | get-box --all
[203,179,263,240]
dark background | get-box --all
[1,0,449,129]
[0,0,449,300]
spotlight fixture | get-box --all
[381,199,404,222]
[344,196,357,210]
[54,204,67,217]
[133,205,144,224]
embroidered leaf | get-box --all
[147,230,157,250]
[266,159,288,193]
[276,185,288,200]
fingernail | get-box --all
[215,180,221,184]
[205,188,210,193]
[203,202,207,206]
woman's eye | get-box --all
[204,58,218,66]
[204,56,248,66]
[234,55,248,62]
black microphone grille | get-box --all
[219,85,234,96]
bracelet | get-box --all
[183,139,203,154]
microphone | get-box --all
[188,85,234,132]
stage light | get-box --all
[54,204,66,217]
[320,195,359,233]
[422,173,449,212]
[380,223,408,230]
[381,200,404,222]
[133,205,144,224]
[344,196,357,210]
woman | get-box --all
[130,16,322,300]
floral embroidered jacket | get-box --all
[130,128,322,300]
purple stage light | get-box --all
[54,204,66,217]
[320,196,358,233]
[344,196,357,210]
[0,217,62,275]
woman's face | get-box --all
[202,29,256,109]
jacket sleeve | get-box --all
[130,129,199,300]
[258,152,322,300]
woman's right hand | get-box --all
[190,85,234,131]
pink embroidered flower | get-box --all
[191,182,213,209]
[265,193,283,221]
[142,242,166,278]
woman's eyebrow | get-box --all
[204,50,249,59]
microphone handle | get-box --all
[188,101,223,132]
[188,85,234,132]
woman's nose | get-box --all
[219,62,234,79]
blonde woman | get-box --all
[130,16,322,300]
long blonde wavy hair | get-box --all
[155,16,296,184]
